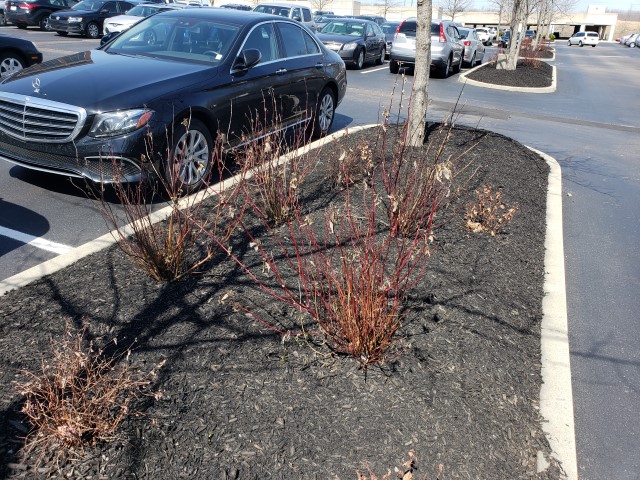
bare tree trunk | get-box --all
[504,0,524,70]
[406,0,432,147]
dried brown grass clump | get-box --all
[465,184,519,236]
[328,136,375,186]
[16,323,162,463]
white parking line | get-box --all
[0,226,73,255]
[360,65,389,74]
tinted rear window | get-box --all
[398,21,443,36]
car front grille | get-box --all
[0,92,86,143]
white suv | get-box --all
[568,31,599,47]
[253,3,316,32]
[475,27,492,45]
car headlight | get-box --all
[89,109,154,138]
[341,42,357,52]
[67,16,83,22]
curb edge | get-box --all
[528,145,578,480]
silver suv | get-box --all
[253,2,316,32]
[389,18,463,78]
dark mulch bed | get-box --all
[466,59,553,88]
[0,125,562,479]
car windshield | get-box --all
[105,15,241,64]
[458,28,470,36]
[381,23,398,34]
[126,5,161,17]
[253,5,290,16]
[72,0,105,10]
[321,20,366,37]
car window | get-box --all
[398,20,417,36]
[102,2,117,13]
[72,0,104,10]
[242,23,280,63]
[373,23,382,35]
[381,23,398,34]
[106,16,240,64]
[366,23,374,36]
[278,22,319,56]
[301,7,311,22]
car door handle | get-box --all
[276,68,287,75]
[315,63,324,69]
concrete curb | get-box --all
[459,63,557,93]
[529,146,578,480]
[0,127,577,480]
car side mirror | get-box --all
[232,48,261,72]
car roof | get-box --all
[156,7,288,24]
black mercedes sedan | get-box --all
[316,19,385,69]
[0,9,347,192]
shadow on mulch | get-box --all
[0,124,563,479]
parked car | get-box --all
[457,27,485,67]
[313,9,332,16]
[314,13,343,30]
[0,9,347,191]
[499,29,535,48]
[48,0,140,38]
[252,2,316,32]
[316,18,385,69]
[0,32,42,78]
[5,0,78,30]
[380,20,399,57]
[353,14,385,26]
[623,32,639,47]
[389,18,463,78]
[617,33,633,44]
[567,30,599,47]
[474,27,492,45]
[103,1,179,34]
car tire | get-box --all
[0,52,25,79]
[0,12,7,27]
[466,52,475,68]
[389,59,399,74]
[630,42,636,48]
[579,41,583,47]
[57,31,68,36]
[354,49,364,70]
[375,47,384,65]
[567,40,571,46]
[86,21,100,39]
[310,87,336,139]
[38,13,50,31]
[453,55,462,74]
[438,56,451,78]
[166,118,212,194]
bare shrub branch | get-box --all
[96,125,242,282]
